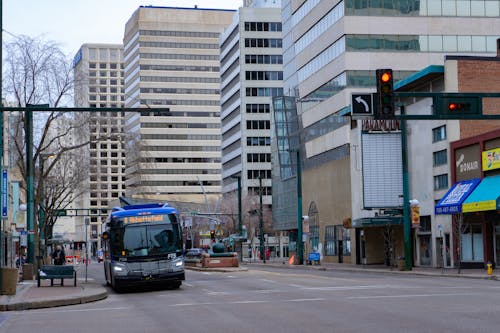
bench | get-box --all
[37,265,77,287]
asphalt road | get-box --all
[1,263,500,333]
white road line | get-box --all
[259,279,275,284]
[349,293,480,299]
[168,298,326,307]
[302,285,393,291]
[288,298,326,302]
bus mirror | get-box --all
[102,231,110,240]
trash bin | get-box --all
[1,268,18,295]
[22,263,34,281]
[397,257,405,271]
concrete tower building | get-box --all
[73,43,126,255]
[123,6,235,204]
[220,0,282,208]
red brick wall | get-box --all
[457,59,500,139]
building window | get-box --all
[434,174,448,190]
[325,226,336,256]
[433,149,447,166]
[432,125,446,142]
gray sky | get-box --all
[3,0,243,57]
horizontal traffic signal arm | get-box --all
[386,92,500,120]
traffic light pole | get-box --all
[401,106,412,270]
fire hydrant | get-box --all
[487,262,493,276]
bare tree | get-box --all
[2,35,91,267]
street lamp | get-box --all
[85,217,89,282]
[230,175,243,262]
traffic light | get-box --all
[437,95,481,117]
[210,230,215,241]
[376,69,394,118]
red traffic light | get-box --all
[448,102,469,111]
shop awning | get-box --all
[434,178,480,215]
[352,216,403,228]
[462,175,500,213]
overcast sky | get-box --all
[3,0,243,57]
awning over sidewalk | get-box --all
[434,178,480,215]
[462,175,500,213]
[352,216,403,228]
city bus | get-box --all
[102,203,185,291]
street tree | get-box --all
[2,35,92,267]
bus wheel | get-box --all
[170,281,181,289]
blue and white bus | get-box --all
[102,203,185,291]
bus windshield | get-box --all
[111,223,181,257]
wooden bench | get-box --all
[37,265,77,287]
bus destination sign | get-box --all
[123,215,169,224]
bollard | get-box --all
[487,262,493,275]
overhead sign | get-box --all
[351,94,373,116]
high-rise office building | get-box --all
[274,0,500,264]
[220,1,282,208]
[73,43,126,255]
[122,6,235,204]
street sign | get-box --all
[351,94,373,116]
[54,209,67,216]
[1,169,8,218]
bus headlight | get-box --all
[175,260,184,267]
[113,263,127,274]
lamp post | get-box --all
[85,217,89,282]
[258,175,265,263]
[295,149,304,265]
[230,175,242,262]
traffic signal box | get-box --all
[375,69,395,118]
[437,95,482,117]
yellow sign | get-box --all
[123,215,166,224]
[462,200,497,213]
[411,206,420,227]
[482,148,500,171]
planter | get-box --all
[1,268,18,295]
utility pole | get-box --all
[259,175,265,263]
[25,106,34,265]
[296,149,304,265]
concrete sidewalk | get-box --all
[243,259,500,280]
[0,277,107,311]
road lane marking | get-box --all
[348,293,480,299]
[167,298,326,307]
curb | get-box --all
[0,288,108,311]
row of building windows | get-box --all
[89,63,123,70]
[298,36,345,83]
[245,71,283,81]
[88,71,123,78]
[433,149,448,166]
[247,153,271,163]
[89,151,125,158]
[244,38,282,48]
[89,95,124,102]
[247,120,271,130]
[141,76,220,83]
[295,2,344,54]
[152,157,220,163]
[89,87,121,93]
[140,99,220,106]
[90,175,123,182]
[90,159,125,166]
[345,0,500,17]
[90,112,125,119]
[88,79,123,86]
[139,64,219,72]
[141,53,219,61]
[292,0,321,26]
[140,169,220,175]
[89,167,125,174]
[140,41,219,49]
[347,34,500,53]
[139,110,220,117]
[247,169,272,179]
[141,134,220,140]
[249,186,272,196]
[247,137,271,146]
[245,54,283,65]
[246,104,270,113]
[246,87,284,97]
[139,29,220,38]
[244,22,282,32]
[142,145,220,152]
[139,87,220,95]
[142,122,219,129]
[141,181,221,187]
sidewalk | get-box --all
[242,258,500,280]
[0,274,108,311]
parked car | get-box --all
[185,248,204,258]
